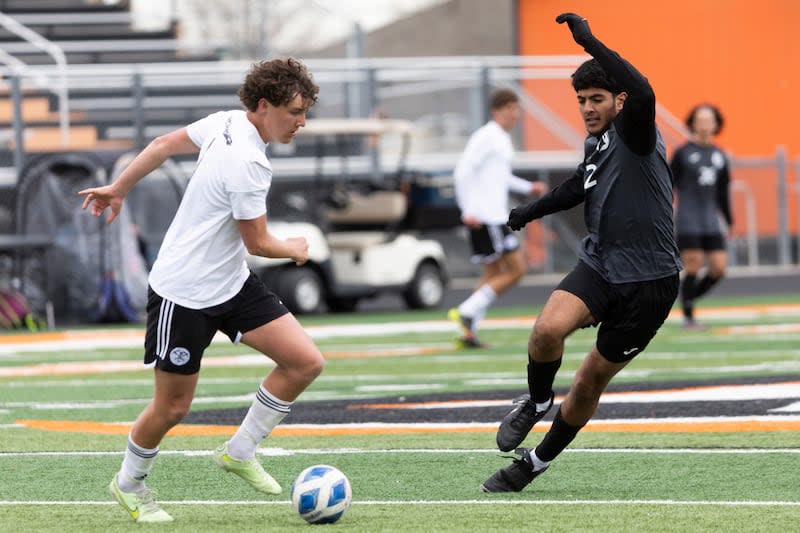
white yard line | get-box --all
[0,499,797,506]
[2,447,800,458]
[3,304,800,355]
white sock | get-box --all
[118,436,158,492]
[227,385,291,461]
[535,398,552,412]
[529,450,550,472]
[458,285,497,321]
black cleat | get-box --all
[495,391,554,452]
[481,448,548,493]
[456,336,489,349]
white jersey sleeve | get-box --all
[186,111,228,149]
[227,158,271,220]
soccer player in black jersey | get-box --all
[482,13,683,493]
[671,104,732,329]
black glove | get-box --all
[556,12,592,45]
[507,203,536,231]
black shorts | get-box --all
[468,224,520,263]
[676,233,726,252]
[556,261,679,363]
[143,271,289,375]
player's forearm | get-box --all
[717,173,733,226]
[247,232,295,260]
[112,137,174,196]
[508,173,584,229]
[526,177,584,218]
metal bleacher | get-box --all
[0,0,228,158]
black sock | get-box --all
[528,357,561,404]
[681,274,697,319]
[694,275,721,299]
[534,407,584,462]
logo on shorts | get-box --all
[169,347,191,366]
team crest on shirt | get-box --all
[595,131,610,152]
[169,347,191,366]
[711,151,725,168]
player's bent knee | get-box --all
[287,352,324,384]
[162,402,192,426]
[305,354,325,381]
[532,319,567,349]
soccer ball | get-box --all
[291,464,352,524]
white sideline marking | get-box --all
[0,499,797,506]
[2,305,800,355]
[1,447,799,457]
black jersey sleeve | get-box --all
[580,35,657,156]
[716,162,733,226]
[669,146,685,186]
[507,166,585,230]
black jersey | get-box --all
[577,123,681,282]
[511,33,682,284]
[671,142,732,236]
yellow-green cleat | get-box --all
[108,476,173,523]
[213,442,282,495]
[447,307,473,338]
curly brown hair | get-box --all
[238,57,319,112]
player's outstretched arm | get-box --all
[507,168,585,230]
[79,128,199,223]
[556,12,656,155]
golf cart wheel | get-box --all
[277,267,323,314]
[404,262,445,309]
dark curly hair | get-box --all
[685,103,724,135]
[238,57,319,112]
[571,59,623,94]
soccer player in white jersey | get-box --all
[80,58,323,523]
[449,89,548,348]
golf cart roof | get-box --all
[298,118,415,136]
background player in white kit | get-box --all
[80,57,323,523]
[449,89,547,348]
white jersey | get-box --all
[148,110,271,309]
[453,120,532,225]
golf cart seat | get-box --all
[325,190,408,252]
[325,190,407,226]
[326,231,389,252]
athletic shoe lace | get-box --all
[510,400,538,429]
[135,488,163,514]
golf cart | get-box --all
[247,118,449,314]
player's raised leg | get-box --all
[214,313,324,494]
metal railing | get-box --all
[731,147,792,266]
[729,180,759,267]
[0,55,796,268]
[0,12,69,144]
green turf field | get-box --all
[1,294,798,532]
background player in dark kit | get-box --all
[671,103,733,329]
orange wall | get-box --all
[518,0,799,158]
[518,0,799,235]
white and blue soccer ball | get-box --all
[291,464,352,524]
